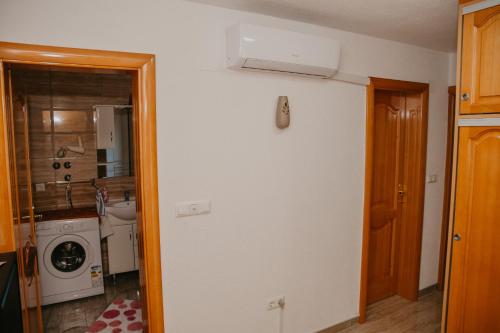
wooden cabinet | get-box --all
[447,126,500,332]
[460,6,500,114]
[444,3,500,332]
[107,224,136,275]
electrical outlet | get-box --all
[267,296,285,311]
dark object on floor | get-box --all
[0,252,23,333]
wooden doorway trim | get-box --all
[437,86,456,291]
[359,77,429,323]
[0,41,164,332]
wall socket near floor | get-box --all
[35,183,46,192]
[267,296,285,311]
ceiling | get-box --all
[187,0,458,52]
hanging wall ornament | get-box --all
[276,96,290,129]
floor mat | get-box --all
[86,298,143,332]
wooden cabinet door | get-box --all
[107,224,135,274]
[460,6,500,114]
[447,126,500,332]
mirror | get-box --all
[96,106,134,178]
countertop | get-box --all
[37,207,98,222]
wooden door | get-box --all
[367,90,406,304]
[447,126,500,332]
[4,67,43,332]
[460,5,500,114]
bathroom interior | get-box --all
[7,64,143,332]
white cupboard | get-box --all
[107,223,139,275]
[96,105,115,149]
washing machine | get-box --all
[36,217,104,305]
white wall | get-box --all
[449,52,458,86]
[0,0,450,332]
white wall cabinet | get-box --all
[96,106,115,149]
[107,223,139,275]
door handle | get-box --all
[398,184,407,202]
[461,93,470,101]
[453,234,462,241]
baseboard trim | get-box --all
[317,316,359,333]
[419,284,438,296]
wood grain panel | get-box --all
[460,6,500,114]
[360,77,429,322]
[367,90,404,304]
[437,87,455,292]
[397,91,428,301]
[447,126,500,332]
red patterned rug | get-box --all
[86,298,143,332]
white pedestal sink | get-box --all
[103,200,139,275]
[106,200,136,222]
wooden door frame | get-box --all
[0,41,164,332]
[437,86,456,291]
[359,77,429,323]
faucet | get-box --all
[124,190,130,202]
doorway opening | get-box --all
[5,64,142,332]
[359,77,429,323]
[0,42,163,332]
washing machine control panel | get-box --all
[61,223,75,232]
[36,218,99,235]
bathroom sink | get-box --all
[106,200,136,220]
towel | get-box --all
[97,189,114,239]
[96,190,106,216]
[99,214,114,239]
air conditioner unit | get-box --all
[226,24,340,79]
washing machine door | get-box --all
[43,234,94,279]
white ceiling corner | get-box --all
[186,0,458,52]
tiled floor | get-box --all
[337,289,442,333]
[42,271,140,333]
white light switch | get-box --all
[427,174,437,183]
[176,200,211,217]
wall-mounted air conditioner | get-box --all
[226,24,341,79]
